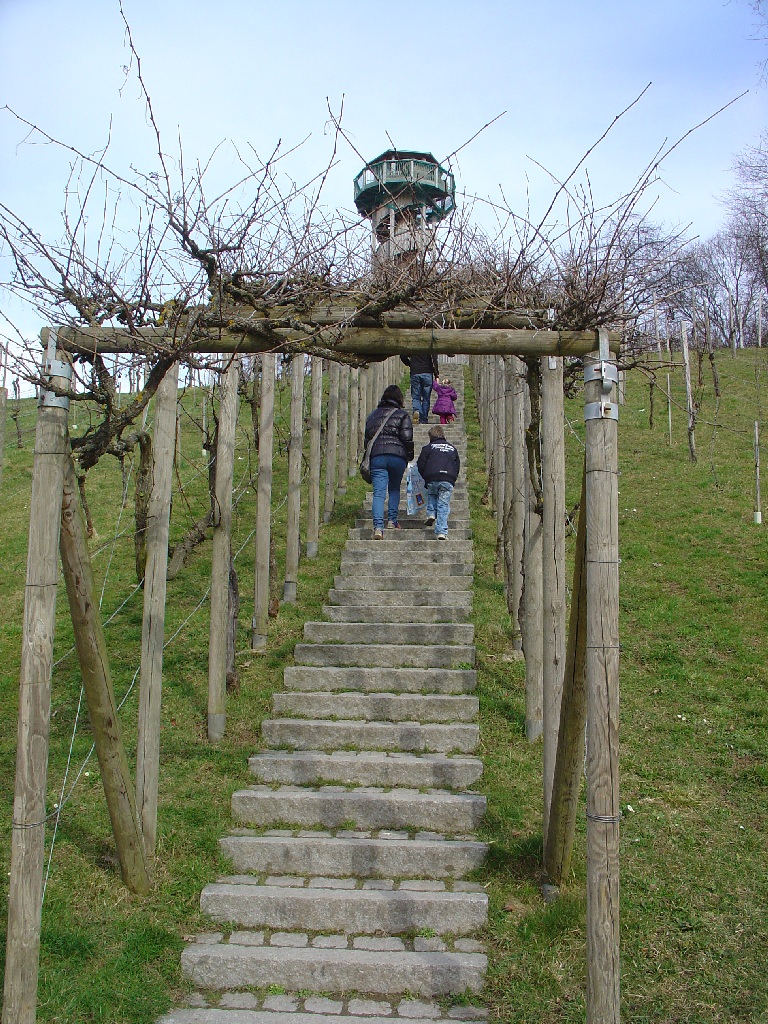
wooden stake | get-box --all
[252,353,275,649]
[284,355,304,601]
[541,355,566,844]
[584,331,621,1023]
[323,360,339,523]
[544,462,587,885]
[337,362,349,495]
[208,359,239,740]
[3,336,70,1024]
[0,384,6,492]
[523,373,543,743]
[681,322,696,462]
[59,452,151,893]
[507,356,526,650]
[349,367,360,475]
[306,356,323,558]
[755,421,762,525]
[135,362,178,857]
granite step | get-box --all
[331,573,472,591]
[282,666,477,693]
[219,833,488,879]
[302,622,474,645]
[180,942,486,996]
[321,605,470,623]
[199,876,487,934]
[247,750,483,788]
[325,592,472,611]
[261,719,479,753]
[291,643,475,668]
[161,1007,486,1023]
[231,786,486,832]
[271,692,479,723]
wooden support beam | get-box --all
[348,366,360,475]
[3,340,70,1024]
[505,356,525,651]
[584,332,621,1023]
[252,354,275,650]
[44,323,621,358]
[135,362,179,858]
[59,452,151,894]
[0,385,6,491]
[208,358,239,741]
[544,461,588,886]
[337,363,349,495]
[283,355,304,601]
[541,355,566,846]
[323,361,339,524]
[306,356,323,558]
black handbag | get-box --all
[360,407,397,483]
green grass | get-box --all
[1,352,767,1021]
[465,352,768,1023]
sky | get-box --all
[0,0,766,355]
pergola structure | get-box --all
[5,313,622,1024]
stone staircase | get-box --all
[159,371,488,1023]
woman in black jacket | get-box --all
[364,384,414,539]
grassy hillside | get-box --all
[0,352,766,1022]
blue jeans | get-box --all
[370,454,407,530]
[410,373,433,423]
[426,480,454,536]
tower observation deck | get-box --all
[353,150,455,264]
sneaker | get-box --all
[387,521,401,530]
[412,410,419,424]
[373,529,384,540]
[425,515,436,527]
[436,533,447,541]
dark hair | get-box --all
[428,425,445,441]
[380,384,404,408]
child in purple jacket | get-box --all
[431,378,457,424]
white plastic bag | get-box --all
[406,460,427,515]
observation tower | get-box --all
[353,149,455,266]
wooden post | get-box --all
[667,373,673,446]
[755,421,762,525]
[544,462,588,885]
[3,334,71,1024]
[337,363,349,494]
[323,360,339,523]
[0,384,6,492]
[284,355,304,601]
[493,357,505,548]
[541,355,566,844]
[523,374,543,743]
[758,293,762,349]
[359,365,370,450]
[584,330,621,1024]
[59,452,151,893]
[349,366,360,475]
[681,322,696,462]
[507,356,526,650]
[202,392,208,457]
[306,356,323,558]
[207,358,239,741]
[135,362,179,858]
[252,353,275,650]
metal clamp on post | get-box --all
[584,327,618,421]
[39,327,72,410]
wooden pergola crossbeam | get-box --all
[42,322,621,358]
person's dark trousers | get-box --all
[410,373,433,423]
